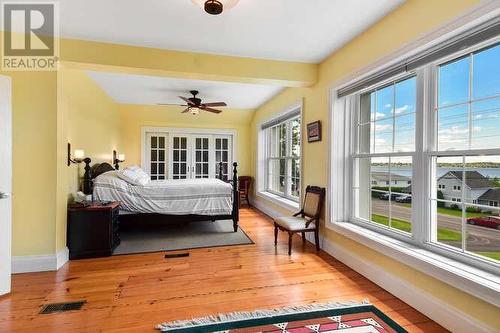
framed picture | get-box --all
[307,121,321,142]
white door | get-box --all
[192,136,210,178]
[170,135,190,179]
[214,136,232,180]
[0,76,12,296]
[146,133,168,180]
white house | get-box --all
[437,171,498,208]
[371,172,411,187]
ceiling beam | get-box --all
[60,38,318,87]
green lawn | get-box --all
[397,203,489,218]
[475,252,500,261]
[371,214,461,241]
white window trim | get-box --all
[141,126,237,178]
[256,101,303,210]
[327,10,500,307]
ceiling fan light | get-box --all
[190,108,200,115]
[191,0,240,14]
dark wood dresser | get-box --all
[67,202,120,259]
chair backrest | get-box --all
[238,176,252,192]
[302,186,325,218]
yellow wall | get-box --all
[0,70,58,256]
[119,104,254,177]
[55,68,123,251]
[249,0,499,330]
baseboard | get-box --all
[12,247,69,273]
[254,199,496,333]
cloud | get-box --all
[384,103,392,108]
[375,124,393,131]
[371,112,386,120]
[394,105,409,114]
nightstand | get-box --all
[67,201,120,259]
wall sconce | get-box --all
[113,150,125,170]
[67,143,85,166]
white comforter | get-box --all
[93,171,233,215]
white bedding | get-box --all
[93,171,233,215]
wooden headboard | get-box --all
[91,162,115,179]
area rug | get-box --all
[113,220,253,255]
[156,301,407,332]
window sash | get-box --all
[265,116,301,201]
[343,39,500,273]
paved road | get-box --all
[372,198,500,252]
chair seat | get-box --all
[274,216,316,231]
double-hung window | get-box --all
[264,113,301,201]
[339,34,500,271]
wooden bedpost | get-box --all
[232,162,239,232]
[219,162,224,180]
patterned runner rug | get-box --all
[156,301,407,332]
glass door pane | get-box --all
[215,137,231,180]
[148,134,167,180]
[171,136,189,179]
[193,137,210,178]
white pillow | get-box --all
[126,166,149,179]
[117,168,150,186]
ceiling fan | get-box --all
[158,90,227,115]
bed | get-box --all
[90,162,239,232]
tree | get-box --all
[437,190,445,208]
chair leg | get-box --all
[314,228,320,251]
[274,223,278,246]
[288,232,293,255]
[301,232,306,244]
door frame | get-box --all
[0,75,12,296]
[141,127,237,179]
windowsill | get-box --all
[257,191,300,212]
[329,221,500,307]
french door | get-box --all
[144,132,233,180]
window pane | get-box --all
[464,155,500,205]
[432,199,463,250]
[394,114,415,152]
[151,136,158,149]
[280,123,287,157]
[471,97,500,149]
[353,157,371,221]
[437,105,469,151]
[373,118,393,153]
[151,150,157,161]
[376,84,394,120]
[395,77,416,117]
[291,118,301,157]
[434,156,463,201]
[158,136,165,149]
[438,56,470,107]
[158,150,165,162]
[465,206,500,263]
[472,44,500,100]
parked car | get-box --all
[466,216,500,230]
[378,193,400,201]
[395,195,412,203]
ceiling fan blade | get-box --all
[179,96,196,106]
[202,107,222,114]
[181,107,191,113]
[202,102,227,107]
[157,103,186,106]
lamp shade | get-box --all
[117,154,125,162]
[74,149,85,160]
[191,0,240,11]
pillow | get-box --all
[117,168,150,186]
[126,166,149,179]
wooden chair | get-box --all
[273,186,325,255]
[238,176,252,207]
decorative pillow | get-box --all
[117,168,150,186]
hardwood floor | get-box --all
[0,208,447,332]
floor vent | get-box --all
[39,301,86,314]
[165,252,189,259]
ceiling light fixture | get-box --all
[191,0,240,15]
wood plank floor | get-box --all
[0,208,447,332]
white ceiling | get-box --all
[56,0,404,63]
[86,71,284,109]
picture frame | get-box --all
[307,121,321,142]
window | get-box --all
[343,39,500,269]
[264,114,301,201]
